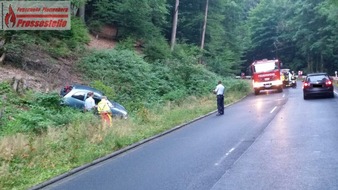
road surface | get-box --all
[38,82,338,190]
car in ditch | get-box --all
[60,84,128,119]
[302,73,334,99]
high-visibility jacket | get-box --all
[97,99,111,113]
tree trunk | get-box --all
[200,0,209,50]
[307,54,314,73]
[79,4,85,22]
[0,53,5,64]
[170,0,179,51]
[320,53,324,72]
[11,77,27,94]
[0,38,6,65]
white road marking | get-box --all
[270,106,277,113]
[214,140,243,166]
[334,91,338,95]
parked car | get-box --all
[60,84,128,119]
[302,73,334,99]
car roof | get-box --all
[307,73,328,77]
[71,84,104,95]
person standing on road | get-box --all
[213,80,225,116]
[97,96,113,129]
[84,92,96,112]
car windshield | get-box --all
[253,61,278,73]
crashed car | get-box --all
[60,84,128,119]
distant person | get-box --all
[84,92,96,112]
[288,71,293,82]
[213,80,225,116]
[60,85,72,97]
[241,72,245,79]
[97,96,113,129]
[291,71,296,80]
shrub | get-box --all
[0,82,11,95]
[171,43,201,64]
[143,36,171,62]
[4,17,90,61]
[87,20,103,35]
[115,37,137,51]
[79,50,236,112]
[0,88,93,136]
[90,80,116,99]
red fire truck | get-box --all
[251,59,283,95]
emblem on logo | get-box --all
[5,5,16,28]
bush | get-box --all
[171,43,201,64]
[4,17,90,61]
[79,49,156,110]
[90,80,116,99]
[143,36,171,62]
[0,87,93,136]
[79,49,239,112]
[115,37,137,51]
[0,82,11,95]
[87,20,103,34]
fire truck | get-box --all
[251,59,283,95]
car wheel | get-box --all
[303,93,308,100]
[254,89,259,95]
[330,92,334,98]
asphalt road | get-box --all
[39,81,338,190]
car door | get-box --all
[92,93,102,105]
[70,91,86,108]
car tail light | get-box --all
[303,82,310,88]
[325,80,333,86]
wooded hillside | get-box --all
[2,0,338,82]
[84,0,338,75]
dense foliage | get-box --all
[84,0,338,75]
[245,0,338,75]
[0,82,89,136]
[85,0,251,75]
[79,49,248,112]
[4,17,90,61]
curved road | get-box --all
[38,81,338,190]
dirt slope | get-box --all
[0,35,116,92]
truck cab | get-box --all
[251,59,283,95]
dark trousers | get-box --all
[217,95,224,114]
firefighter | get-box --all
[97,96,113,129]
[281,72,286,87]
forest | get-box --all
[83,0,338,75]
[1,0,338,77]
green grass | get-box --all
[0,86,250,190]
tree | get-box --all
[170,0,179,51]
[200,0,209,50]
[88,0,168,40]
